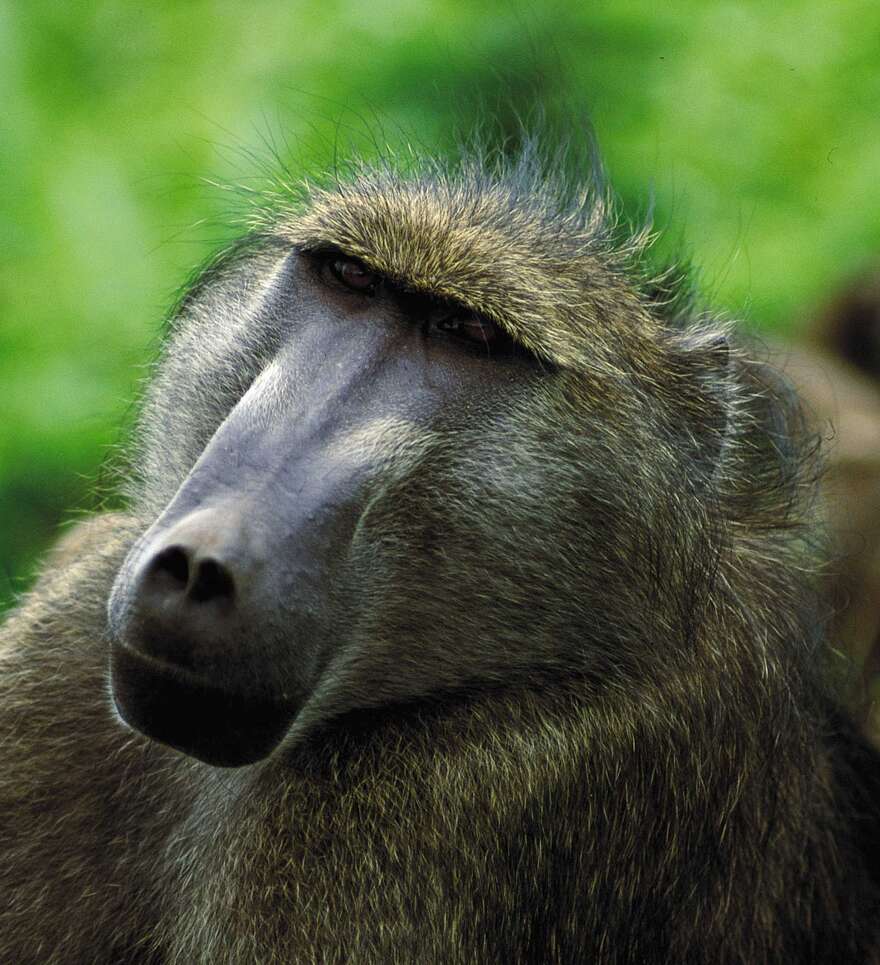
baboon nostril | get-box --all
[149,545,190,590]
[190,558,235,603]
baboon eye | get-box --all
[431,314,503,347]
[328,255,380,294]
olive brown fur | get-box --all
[1,145,879,963]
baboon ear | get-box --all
[675,332,732,479]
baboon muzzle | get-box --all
[107,363,372,767]
[107,504,306,766]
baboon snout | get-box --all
[118,509,254,668]
[108,507,301,767]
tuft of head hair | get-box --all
[234,136,700,373]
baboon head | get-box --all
[107,156,746,767]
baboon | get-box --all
[2,148,880,964]
[780,267,880,727]
[810,265,880,380]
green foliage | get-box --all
[2,0,878,610]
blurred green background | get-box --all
[2,0,879,612]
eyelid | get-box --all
[318,250,381,294]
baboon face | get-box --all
[108,173,724,766]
